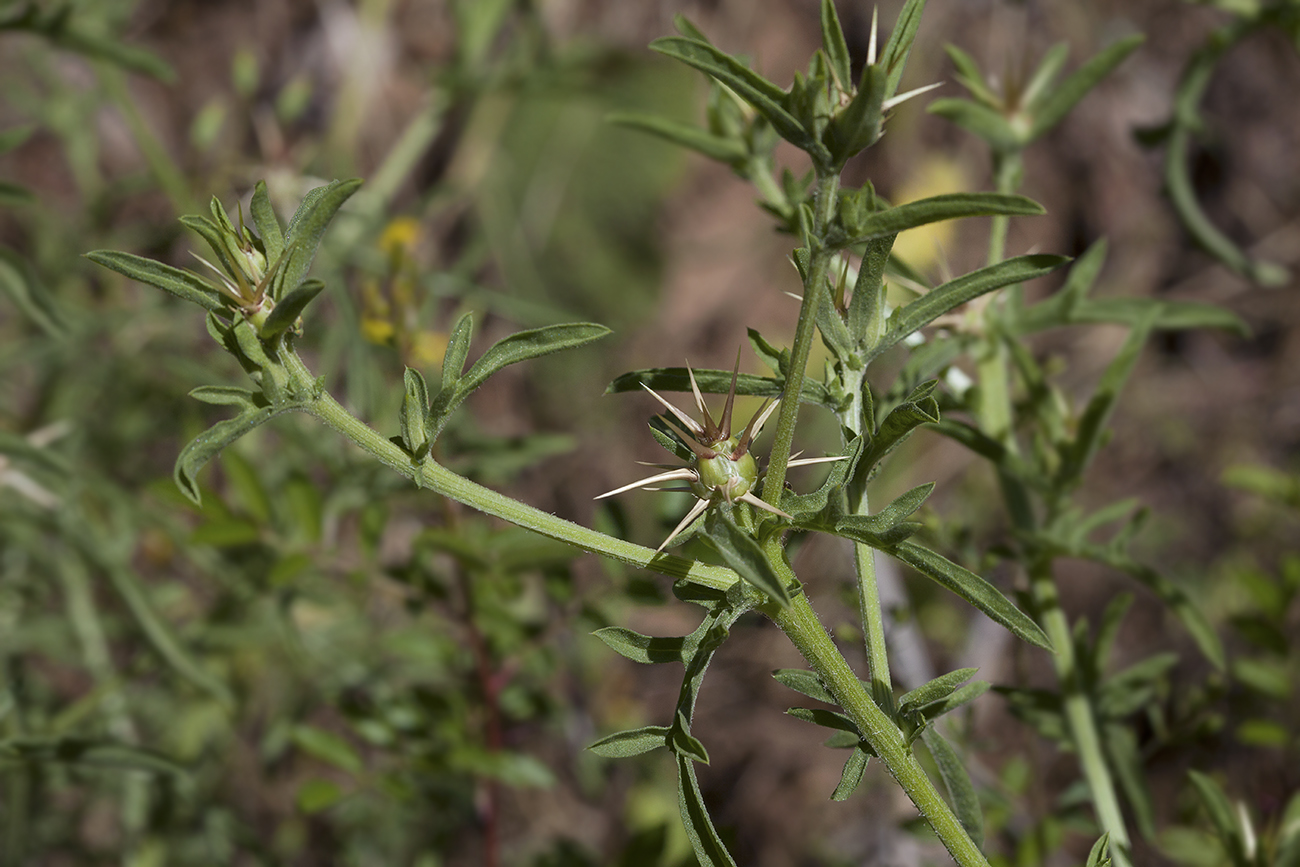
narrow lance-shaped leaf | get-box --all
[873,254,1070,360]
[898,667,979,716]
[927,98,1020,152]
[0,249,66,336]
[890,541,1051,649]
[85,250,223,312]
[399,367,431,458]
[441,312,475,387]
[593,626,702,665]
[832,192,1046,249]
[921,729,984,848]
[831,746,871,801]
[249,180,284,265]
[459,322,611,395]
[772,668,835,703]
[588,725,670,758]
[1187,771,1247,863]
[1085,834,1112,867]
[273,178,362,299]
[0,737,185,776]
[671,711,710,764]
[1029,35,1144,141]
[1057,308,1155,487]
[650,37,827,162]
[607,113,747,163]
[880,0,927,99]
[607,367,834,409]
[260,278,324,337]
[677,754,740,867]
[174,403,298,504]
[700,508,790,607]
[819,0,852,90]
[1019,43,1071,110]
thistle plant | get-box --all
[73,0,1272,864]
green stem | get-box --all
[288,353,738,594]
[840,366,892,704]
[1028,560,1133,867]
[760,170,840,505]
[768,594,989,867]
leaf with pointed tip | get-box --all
[274,179,361,299]
[831,193,1045,249]
[0,737,185,776]
[672,14,711,43]
[649,416,695,463]
[858,381,940,479]
[671,712,710,764]
[1030,35,1143,141]
[848,235,895,349]
[1020,42,1071,110]
[880,0,927,99]
[178,213,240,279]
[1188,771,1246,860]
[874,254,1070,360]
[594,626,701,664]
[747,328,789,376]
[781,436,862,519]
[608,113,747,163]
[891,542,1051,649]
[260,278,324,337]
[250,180,284,265]
[786,706,860,734]
[174,403,300,505]
[588,725,670,758]
[607,367,833,408]
[1085,834,1112,867]
[898,667,979,716]
[399,367,431,458]
[943,45,999,107]
[0,249,66,336]
[85,251,223,311]
[820,0,852,89]
[700,509,789,606]
[650,37,826,162]
[1094,553,1224,670]
[831,746,871,800]
[188,386,262,410]
[910,681,990,723]
[677,754,739,867]
[927,98,1020,151]
[921,729,984,848]
[773,668,835,704]
[459,322,610,396]
[827,56,886,165]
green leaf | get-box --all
[848,235,895,350]
[921,729,984,848]
[607,367,833,408]
[910,681,990,722]
[0,249,66,336]
[188,386,262,411]
[943,45,1000,108]
[781,436,862,519]
[274,178,361,299]
[85,250,223,311]
[1085,834,1112,867]
[890,542,1051,649]
[178,213,240,279]
[1020,43,1070,110]
[820,0,852,89]
[1188,771,1248,866]
[927,98,1019,151]
[0,737,185,776]
[459,322,610,396]
[399,367,431,458]
[831,192,1046,249]
[827,54,887,166]
[677,754,739,867]
[650,37,827,162]
[607,113,747,163]
[858,381,941,479]
[296,779,344,814]
[260,278,324,336]
[292,725,363,775]
[250,180,285,265]
[772,668,834,704]
[441,312,474,386]
[1029,35,1144,141]
[747,328,789,376]
[898,668,979,716]
[786,706,860,734]
[588,725,670,758]
[1057,308,1155,486]
[174,403,298,505]
[831,746,871,801]
[700,508,790,607]
[880,0,927,99]
[671,712,710,764]
[875,254,1070,359]
[0,179,31,203]
[593,627,701,664]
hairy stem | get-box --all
[285,350,739,593]
[768,594,989,867]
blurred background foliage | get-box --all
[0,0,1297,865]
